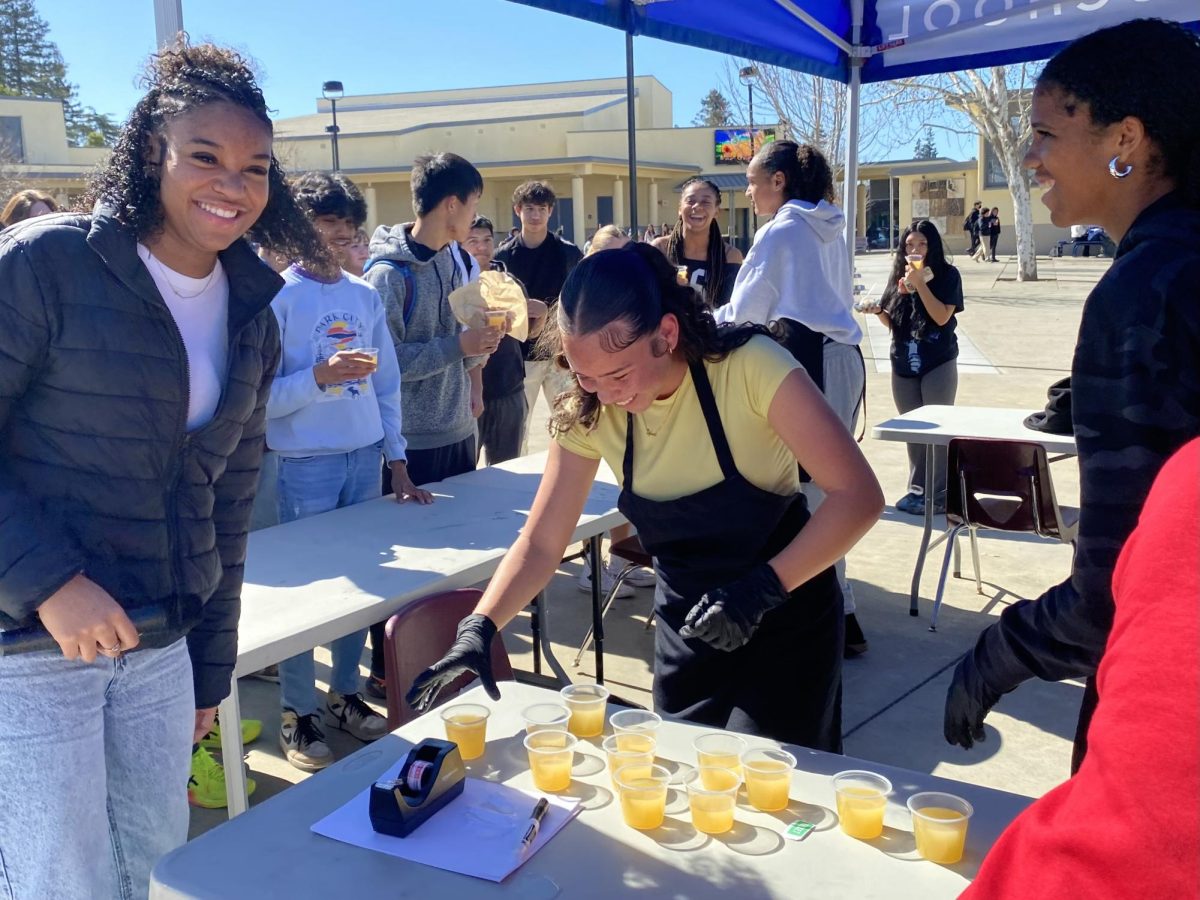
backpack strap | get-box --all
[363,258,417,326]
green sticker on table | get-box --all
[785,821,815,841]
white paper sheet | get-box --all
[310,773,581,883]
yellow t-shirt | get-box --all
[556,335,801,501]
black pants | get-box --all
[371,435,477,677]
[988,232,1000,260]
[478,390,527,466]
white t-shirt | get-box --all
[137,244,229,431]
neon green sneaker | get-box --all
[199,714,263,751]
[187,747,257,809]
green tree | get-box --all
[0,0,119,146]
[692,89,733,127]
[913,126,938,159]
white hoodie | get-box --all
[716,199,861,345]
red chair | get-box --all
[382,588,515,729]
[930,439,1079,631]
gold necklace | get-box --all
[148,250,219,300]
[638,376,685,438]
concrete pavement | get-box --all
[188,252,1110,839]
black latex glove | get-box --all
[678,563,791,652]
[406,614,501,712]
[944,650,1003,750]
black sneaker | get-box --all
[844,613,869,658]
[365,673,387,700]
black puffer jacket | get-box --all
[0,210,281,708]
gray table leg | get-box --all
[589,534,604,685]
[219,686,249,818]
[909,443,935,616]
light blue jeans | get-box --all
[276,442,382,714]
[0,638,193,900]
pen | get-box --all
[518,797,550,856]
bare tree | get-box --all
[896,64,1041,281]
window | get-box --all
[0,117,24,162]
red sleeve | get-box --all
[962,438,1200,900]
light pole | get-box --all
[322,80,343,172]
[739,65,760,235]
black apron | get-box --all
[617,360,844,751]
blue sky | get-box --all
[37,0,973,158]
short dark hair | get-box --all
[512,181,556,208]
[1038,18,1200,208]
[470,214,494,234]
[411,153,483,217]
[754,140,835,205]
[290,172,368,227]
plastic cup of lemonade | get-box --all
[440,704,489,761]
[601,733,656,788]
[693,733,747,787]
[355,346,380,367]
[521,703,571,734]
[561,683,609,738]
[676,265,690,286]
[907,791,974,864]
[615,763,671,830]
[905,253,924,270]
[610,709,662,750]
[523,729,577,793]
[484,309,508,330]
[742,748,797,812]
[833,770,892,840]
[686,766,741,835]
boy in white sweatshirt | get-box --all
[267,173,430,772]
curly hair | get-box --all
[545,242,768,436]
[754,140,836,205]
[664,177,729,308]
[1038,18,1200,208]
[512,180,556,209]
[290,171,368,227]
[81,38,336,277]
[879,219,953,341]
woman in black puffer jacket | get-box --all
[0,39,332,898]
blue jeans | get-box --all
[0,639,193,900]
[276,443,382,714]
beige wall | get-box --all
[0,98,103,204]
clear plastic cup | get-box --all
[742,748,797,812]
[615,763,671,830]
[523,729,577,792]
[833,770,892,840]
[521,703,571,734]
[907,792,974,864]
[440,703,489,761]
[561,683,609,738]
[685,766,741,835]
[676,265,690,286]
[905,253,924,270]
[609,710,662,749]
[601,733,656,787]
[484,309,508,330]
[693,733,747,785]
[355,346,380,367]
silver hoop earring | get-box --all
[1109,156,1133,179]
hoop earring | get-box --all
[1109,156,1133,179]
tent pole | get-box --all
[625,30,639,236]
[153,0,183,48]
[843,0,864,270]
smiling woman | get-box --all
[0,39,327,899]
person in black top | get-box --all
[652,176,743,309]
[493,181,583,452]
[986,207,1001,262]
[870,219,964,516]
[943,18,1200,772]
[963,200,982,254]
[463,215,547,464]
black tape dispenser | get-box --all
[369,738,467,837]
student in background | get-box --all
[344,227,370,277]
[494,181,583,453]
[1,188,58,227]
[653,177,743,309]
[267,171,429,772]
[986,207,1002,262]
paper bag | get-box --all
[448,271,529,342]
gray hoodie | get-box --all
[365,223,482,452]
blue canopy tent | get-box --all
[500,0,1200,253]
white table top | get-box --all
[154,683,1032,899]
[872,405,1077,454]
[234,454,623,676]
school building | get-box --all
[2,76,1069,256]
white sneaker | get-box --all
[577,559,635,598]
[325,691,389,742]
[280,710,334,772]
[614,561,656,588]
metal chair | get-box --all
[929,438,1079,631]
[382,588,515,729]
[573,535,654,667]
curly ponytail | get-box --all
[82,37,336,277]
[545,242,768,436]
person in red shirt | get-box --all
[962,437,1199,899]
